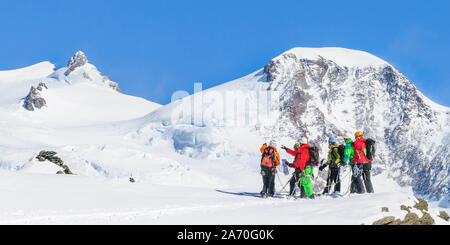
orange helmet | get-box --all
[355,131,364,137]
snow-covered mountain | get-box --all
[133,47,449,200]
[0,48,448,224]
[0,51,160,125]
[0,51,161,173]
[263,47,449,200]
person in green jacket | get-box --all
[343,133,365,194]
[319,136,344,194]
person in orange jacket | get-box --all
[260,140,280,198]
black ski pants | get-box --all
[362,161,374,193]
[261,166,276,196]
[323,167,341,194]
[289,169,303,197]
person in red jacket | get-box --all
[351,131,374,193]
[281,137,314,198]
[349,131,374,194]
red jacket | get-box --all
[351,137,370,163]
[286,144,310,171]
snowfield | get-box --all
[0,49,448,225]
[0,170,447,225]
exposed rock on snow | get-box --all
[36,151,73,174]
[419,212,435,225]
[65,51,88,76]
[36,82,48,91]
[400,205,412,213]
[374,198,437,225]
[24,83,48,111]
[438,211,449,221]
[102,76,121,93]
[372,216,395,225]
[401,212,420,225]
[414,198,429,212]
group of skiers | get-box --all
[259,131,375,199]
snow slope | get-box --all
[0,48,448,225]
[0,61,55,82]
[279,47,389,68]
[0,170,447,225]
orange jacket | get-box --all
[260,144,280,166]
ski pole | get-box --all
[276,170,289,194]
[277,173,293,195]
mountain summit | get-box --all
[65,51,88,76]
[59,51,121,92]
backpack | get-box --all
[261,146,276,167]
[337,144,345,161]
[307,146,320,166]
[365,138,376,160]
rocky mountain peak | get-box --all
[65,51,88,76]
[24,83,48,111]
[259,47,449,200]
[61,51,121,93]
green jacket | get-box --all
[325,144,341,166]
[343,138,355,165]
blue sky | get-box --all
[0,0,449,106]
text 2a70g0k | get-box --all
[221,229,274,240]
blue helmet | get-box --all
[328,136,337,143]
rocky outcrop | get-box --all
[400,205,412,213]
[36,150,73,175]
[65,51,88,76]
[373,199,438,225]
[24,83,48,111]
[36,82,48,91]
[103,76,121,93]
[413,198,429,212]
[373,216,395,225]
[438,211,449,221]
[419,212,435,225]
[401,212,420,225]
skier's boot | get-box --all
[260,191,267,198]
